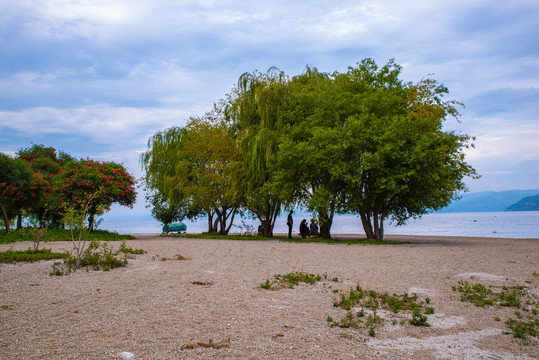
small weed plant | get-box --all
[452,280,539,341]
[50,240,128,275]
[20,208,49,250]
[118,240,146,254]
[328,284,433,336]
[260,271,324,290]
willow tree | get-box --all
[141,108,241,234]
[226,68,291,237]
[141,126,193,226]
[339,59,478,240]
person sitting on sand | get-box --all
[299,219,310,238]
[309,219,319,236]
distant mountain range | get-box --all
[439,189,539,213]
[506,195,539,211]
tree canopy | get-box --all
[142,58,478,240]
[0,145,137,232]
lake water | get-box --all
[100,211,539,239]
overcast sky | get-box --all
[1,0,538,217]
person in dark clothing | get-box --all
[287,210,294,239]
[299,219,310,238]
[309,219,319,236]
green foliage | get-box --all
[452,281,539,341]
[409,310,430,326]
[260,271,323,290]
[0,153,32,232]
[452,281,527,308]
[141,58,477,240]
[330,284,433,335]
[167,233,276,241]
[53,159,136,223]
[141,115,241,235]
[226,68,291,237]
[0,248,68,263]
[280,237,404,245]
[117,240,146,254]
[453,281,495,307]
[505,317,538,340]
[0,228,134,244]
[51,240,128,275]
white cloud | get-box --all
[1,0,539,193]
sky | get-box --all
[1,0,538,219]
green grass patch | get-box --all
[452,280,539,341]
[165,233,277,241]
[280,237,404,245]
[50,240,133,275]
[505,317,539,340]
[164,233,404,245]
[260,271,324,290]
[452,281,528,308]
[0,228,135,244]
[0,248,68,263]
[328,284,433,336]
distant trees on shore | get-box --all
[141,58,478,240]
[0,144,136,232]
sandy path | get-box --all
[1,234,538,359]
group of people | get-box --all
[287,210,318,239]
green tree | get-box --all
[277,67,348,238]
[0,153,32,232]
[339,59,478,240]
[226,68,291,237]
[140,126,194,226]
[142,109,241,234]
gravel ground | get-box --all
[1,234,538,359]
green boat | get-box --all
[162,222,187,234]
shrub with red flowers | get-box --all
[6,145,72,228]
[1,153,32,232]
[1,145,136,232]
[53,159,136,226]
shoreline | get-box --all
[127,232,539,242]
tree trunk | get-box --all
[207,212,214,233]
[261,219,272,237]
[0,200,10,233]
[359,211,385,240]
[212,211,220,233]
[360,211,375,239]
[17,211,23,230]
[255,201,280,238]
[224,208,236,235]
[88,213,95,232]
[318,211,333,239]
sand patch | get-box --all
[367,328,532,359]
[455,272,510,282]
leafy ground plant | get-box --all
[0,227,134,244]
[328,284,433,336]
[0,248,68,263]
[260,271,323,290]
[50,240,129,275]
[452,280,539,341]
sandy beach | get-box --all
[1,234,538,359]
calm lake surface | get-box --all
[100,211,539,239]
